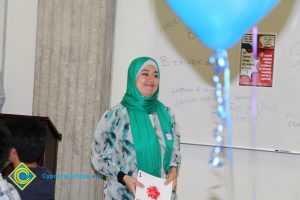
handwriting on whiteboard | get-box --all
[286,112,300,128]
[289,41,300,68]
[168,85,279,122]
[156,18,196,40]
[158,56,209,68]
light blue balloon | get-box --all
[166,0,279,50]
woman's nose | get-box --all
[146,75,155,81]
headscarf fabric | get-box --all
[121,56,174,177]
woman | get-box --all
[91,56,181,199]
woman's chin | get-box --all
[142,93,154,97]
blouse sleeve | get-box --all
[168,108,181,169]
[91,107,121,181]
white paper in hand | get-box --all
[135,170,172,200]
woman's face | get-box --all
[136,65,159,97]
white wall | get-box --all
[2,0,37,115]
[0,0,6,72]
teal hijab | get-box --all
[121,56,174,177]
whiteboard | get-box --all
[111,0,300,153]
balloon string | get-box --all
[251,26,258,200]
[222,50,234,200]
[209,49,235,200]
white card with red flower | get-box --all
[135,170,172,200]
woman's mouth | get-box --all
[144,83,154,88]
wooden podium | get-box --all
[0,113,62,175]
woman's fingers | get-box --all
[123,175,144,197]
[124,175,136,195]
[164,167,178,190]
[136,180,145,188]
[164,176,172,185]
[172,177,177,190]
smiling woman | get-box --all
[135,63,159,97]
[91,56,181,200]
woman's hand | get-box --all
[164,166,178,190]
[123,175,144,196]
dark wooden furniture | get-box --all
[0,113,62,175]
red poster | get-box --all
[239,33,275,87]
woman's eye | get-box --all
[141,73,148,76]
[154,74,158,78]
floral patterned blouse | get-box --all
[91,104,181,200]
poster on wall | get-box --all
[239,33,276,87]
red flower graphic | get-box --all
[146,186,160,200]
